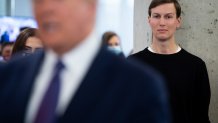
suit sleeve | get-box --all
[131,68,171,123]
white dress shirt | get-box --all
[25,30,101,123]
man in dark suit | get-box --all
[0,0,171,123]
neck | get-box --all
[53,26,95,57]
[151,37,179,54]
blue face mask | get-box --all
[107,46,122,55]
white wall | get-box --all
[0,0,32,17]
[13,0,33,17]
[96,0,134,56]
[0,0,7,16]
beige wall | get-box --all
[134,0,218,122]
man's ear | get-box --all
[176,17,181,28]
[148,16,151,24]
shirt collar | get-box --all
[44,30,101,72]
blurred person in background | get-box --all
[128,0,211,123]
[102,31,125,57]
[0,31,10,43]
[0,42,14,62]
[12,28,43,57]
[0,44,2,60]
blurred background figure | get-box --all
[12,28,43,57]
[0,44,2,60]
[0,31,10,43]
[102,31,125,57]
[0,42,14,62]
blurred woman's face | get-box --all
[24,36,43,54]
[2,45,13,61]
[108,36,120,47]
[107,36,123,55]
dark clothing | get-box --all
[128,48,211,123]
[0,47,171,123]
[0,32,10,43]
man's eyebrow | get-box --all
[165,13,175,15]
[151,13,175,15]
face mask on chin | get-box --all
[107,46,122,55]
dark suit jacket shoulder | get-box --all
[0,47,171,123]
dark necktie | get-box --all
[34,60,64,123]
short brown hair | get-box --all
[148,0,181,18]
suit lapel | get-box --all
[59,47,115,122]
[13,52,45,122]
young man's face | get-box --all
[32,0,96,54]
[148,3,181,41]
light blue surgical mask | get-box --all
[107,46,122,55]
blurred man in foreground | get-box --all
[0,0,171,123]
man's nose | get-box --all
[159,17,166,26]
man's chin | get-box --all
[157,38,169,42]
